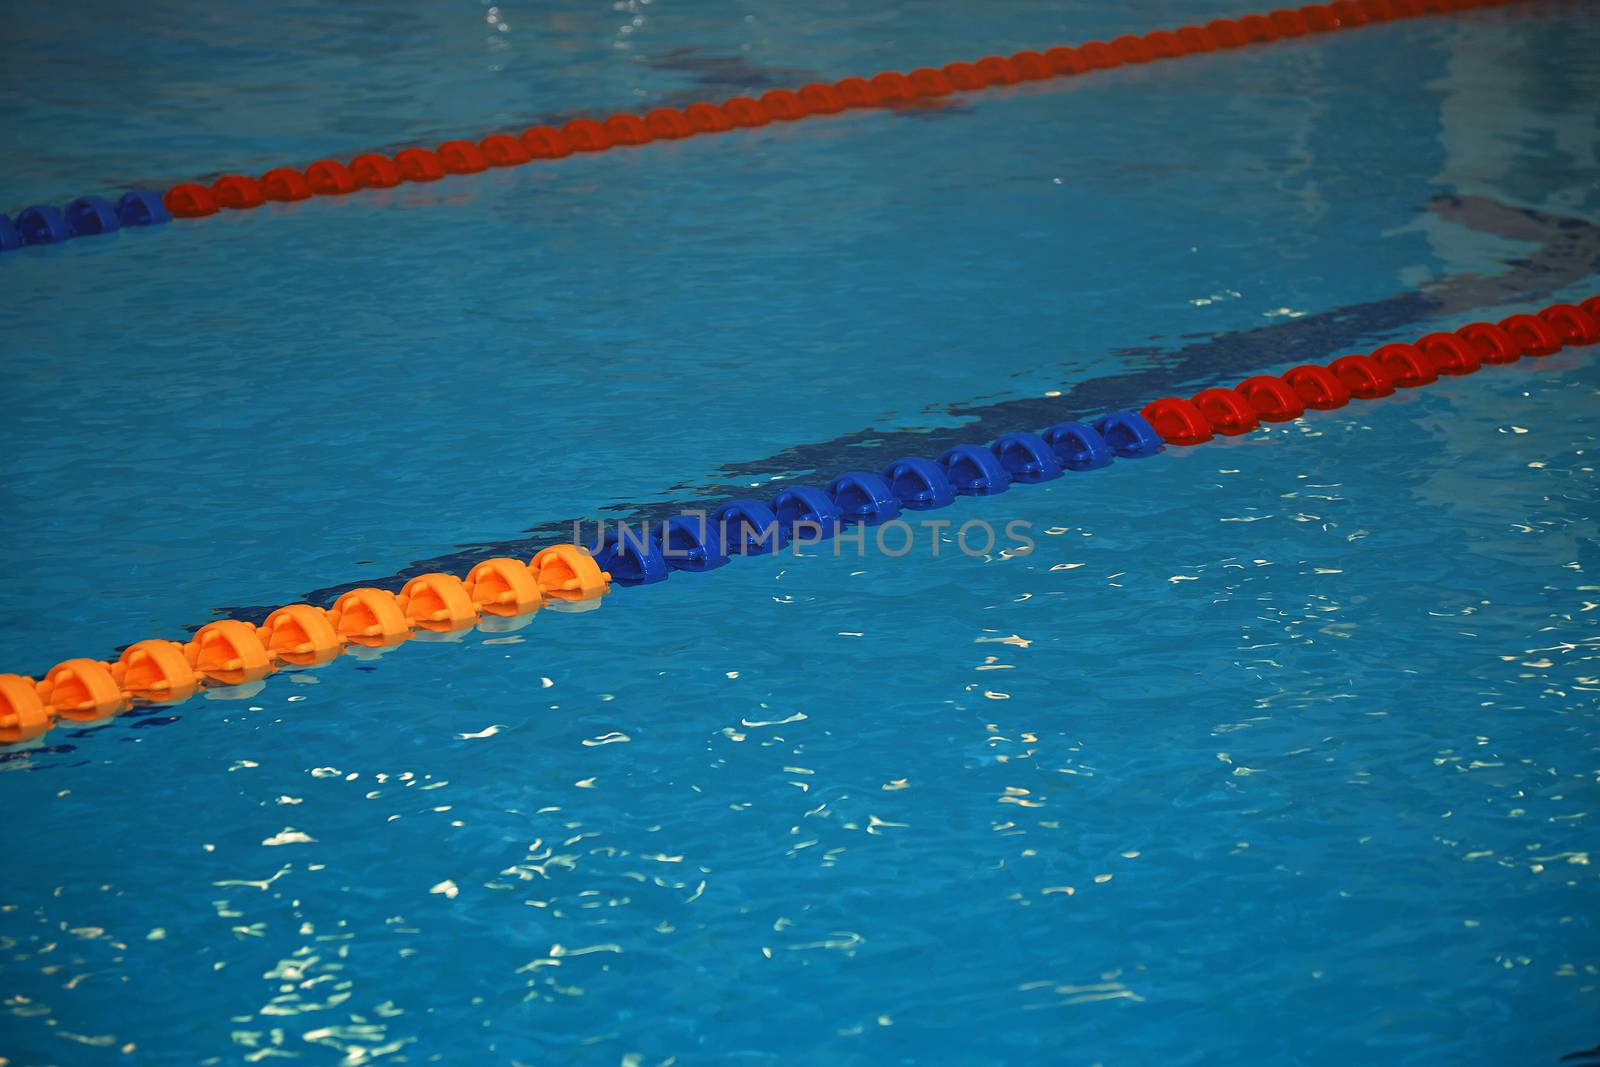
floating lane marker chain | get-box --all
[1137,300,1600,445]
[0,191,171,249]
[577,297,1600,583]
[0,547,611,745]
[4,294,1592,747]
[0,0,1540,254]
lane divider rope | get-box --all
[579,298,1600,583]
[0,547,612,745]
[0,0,1538,254]
[2,294,1594,747]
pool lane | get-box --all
[257,194,1600,614]
[0,0,1544,256]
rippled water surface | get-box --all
[2,2,1598,1065]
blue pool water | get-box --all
[3,2,1599,1064]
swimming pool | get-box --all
[3,1,1599,1063]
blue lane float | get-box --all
[16,205,71,245]
[1043,421,1114,470]
[115,190,172,227]
[594,409,1162,585]
[593,525,670,585]
[938,444,1012,496]
[663,514,729,572]
[2,188,169,255]
[773,486,842,540]
[991,432,1063,483]
[826,471,901,525]
[882,457,956,511]
[65,196,121,236]
[713,499,785,555]
[1094,411,1165,458]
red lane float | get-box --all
[482,133,532,166]
[1141,397,1214,445]
[797,84,846,113]
[395,148,446,182]
[1416,332,1481,375]
[1140,295,1598,448]
[144,0,1539,229]
[1371,342,1437,387]
[1283,365,1351,409]
[832,77,882,108]
[720,98,770,128]
[1540,303,1600,345]
[163,183,218,218]
[1236,375,1306,421]
[682,104,734,133]
[1456,321,1521,364]
[305,160,358,195]
[212,175,265,210]
[522,126,576,158]
[602,115,653,145]
[1330,354,1396,398]
[260,168,312,202]
[351,154,402,188]
[1501,313,1564,356]
[760,90,808,120]
[908,68,954,97]
[438,140,489,173]
[1191,388,1261,434]
[644,109,695,139]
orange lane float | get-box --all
[116,639,200,701]
[465,558,546,616]
[0,546,610,746]
[260,605,344,667]
[188,620,276,686]
[532,545,614,601]
[327,588,414,647]
[398,573,480,632]
[35,659,128,722]
[0,675,50,744]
